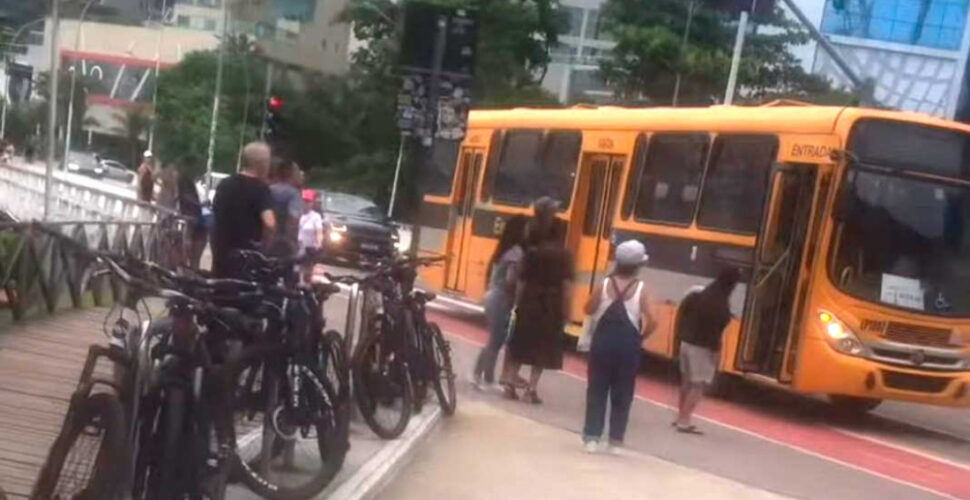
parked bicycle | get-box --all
[329,254,456,440]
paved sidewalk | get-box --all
[378,400,788,500]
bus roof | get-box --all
[466,105,970,136]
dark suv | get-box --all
[318,191,398,265]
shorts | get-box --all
[679,342,717,384]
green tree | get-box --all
[155,36,265,178]
[598,0,853,105]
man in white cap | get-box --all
[137,150,155,203]
[580,239,656,453]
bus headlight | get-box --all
[818,310,869,358]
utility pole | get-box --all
[148,0,169,152]
[258,61,273,139]
[205,0,230,194]
[672,0,696,106]
[44,0,61,220]
[724,0,757,105]
[63,0,96,165]
[409,14,447,254]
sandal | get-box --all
[675,424,704,435]
[502,384,519,400]
[523,389,543,405]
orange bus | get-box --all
[416,103,970,410]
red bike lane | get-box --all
[428,309,970,500]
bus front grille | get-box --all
[881,370,952,393]
[884,322,954,348]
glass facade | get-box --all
[821,0,969,50]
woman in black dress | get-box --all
[501,198,573,404]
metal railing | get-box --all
[0,219,189,321]
[0,159,179,223]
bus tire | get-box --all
[829,395,882,414]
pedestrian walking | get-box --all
[471,214,528,390]
[211,142,276,278]
[268,160,303,258]
[501,197,573,404]
[298,189,324,282]
[579,240,656,453]
[137,151,155,203]
[674,267,740,434]
[177,165,207,270]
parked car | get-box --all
[100,159,136,185]
[317,191,398,265]
[62,152,105,179]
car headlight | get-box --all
[67,163,79,171]
[331,223,348,233]
[329,230,344,243]
[818,310,869,357]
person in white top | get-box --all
[580,240,656,454]
[298,189,324,282]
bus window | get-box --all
[631,133,709,225]
[422,139,461,196]
[480,131,504,202]
[697,134,777,234]
[621,133,647,220]
[492,129,581,208]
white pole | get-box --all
[672,0,696,106]
[724,10,748,105]
[45,0,61,220]
[63,0,96,164]
[147,0,168,153]
[205,0,230,187]
[387,134,405,218]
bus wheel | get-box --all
[705,371,737,399]
[829,395,882,414]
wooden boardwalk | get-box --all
[0,308,112,499]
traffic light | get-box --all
[263,96,284,142]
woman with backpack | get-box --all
[580,239,656,453]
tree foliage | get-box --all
[598,0,853,105]
[155,35,265,179]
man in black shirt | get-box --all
[674,268,739,434]
[211,142,276,277]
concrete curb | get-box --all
[327,406,443,500]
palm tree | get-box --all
[112,106,152,169]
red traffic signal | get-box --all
[268,96,283,111]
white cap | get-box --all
[143,151,153,158]
[615,240,648,266]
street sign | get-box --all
[399,2,478,78]
[396,72,472,141]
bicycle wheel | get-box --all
[32,392,129,500]
[227,344,348,500]
[427,322,457,416]
[319,330,349,403]
[352,327,413,439]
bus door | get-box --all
[444,148,484,292]
[737,164,817,378]
[569,154,625,318]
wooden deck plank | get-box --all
[0,308,115,498]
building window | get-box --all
[563,6,584,37]
[550,43,579,63]
[696,135,778,234]
[177,15,190,27]
[821,0,969,51]
[631,133,709,225]
[204,18,217,31]
[585,9,613,41]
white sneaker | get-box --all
[583,441,600,454]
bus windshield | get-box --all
[832,167,970,316]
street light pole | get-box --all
[147,0,168,153]
[671,0,696,106]
[723,0,757,105]
[45,0,61,220]
[205,0,230,190]
[63,0,97,164]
